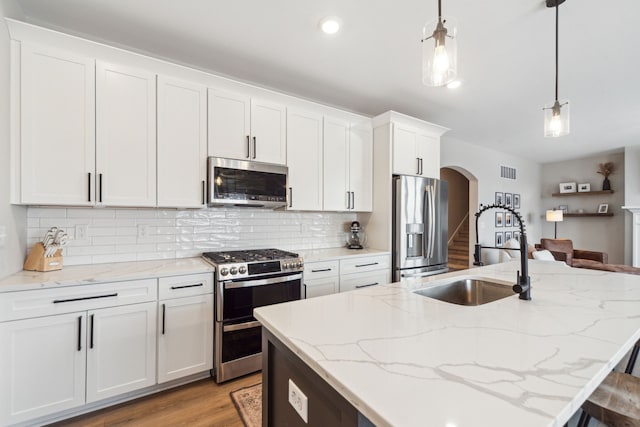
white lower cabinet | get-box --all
[305,277,340,299]
[157,273,214,384]
[339,270,390,293]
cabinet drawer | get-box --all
[340,270,390,293]
[0,279,157,322]
[339,254,390,275]
[304,277,339,299]
[158,273,213,300]
[304,260,339,280]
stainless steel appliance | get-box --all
[203,248,303,383]
[393,175,448,281]
[207,157,288,208]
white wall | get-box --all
[0,0,26,279]
[27,207,355,265]
[441,137,542,264]
[541,152,625,264]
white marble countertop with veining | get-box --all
[0,257,214,292]
[254,260,640,427]
[296,247,390,263]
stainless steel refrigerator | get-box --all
[393,175,448,281]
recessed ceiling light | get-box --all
[320,16,341,34]
[446,80,462,89]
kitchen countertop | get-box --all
[296,247,390,263]
[254,260,640,427]
[0,257,214,292]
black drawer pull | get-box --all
[311,268,332,273]
[356,282,379,289]
[355,262,379,268]
[162,303,166,335]
[87,172,92,202]
[77,316,82,352]
[89,314,95,349]
[170,283,204,290]
[53,293,118,304]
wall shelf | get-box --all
[551,190,614,197]
[563,213,614,218]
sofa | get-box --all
[536,238,640,275]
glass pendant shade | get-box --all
[422,16,457,87]
[543,100,570,137]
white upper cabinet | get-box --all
[157,76,207,208]
[323,118,372,212]
[390,118,446,179]
[96,62,157,207]
[208,89,286,165]
[19,43,96,205]
[286,109,323,211]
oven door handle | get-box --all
[223,320,262,332]
[223,273,303,289]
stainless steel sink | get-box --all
[414,277,515,306]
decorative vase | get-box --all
[602,177,611,191]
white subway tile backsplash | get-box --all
[26,207,356,266]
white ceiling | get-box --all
[14,0,640,163]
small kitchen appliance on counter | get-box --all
[347,221,365,249]
[202,248,303,383]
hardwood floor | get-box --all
[48,373,261,427]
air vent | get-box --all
[500,166,516,180]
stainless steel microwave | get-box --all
[207,157,288,208]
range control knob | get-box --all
[230,267,238,275]
[283,262,289,269]
[238,266,247,274]
[220,267,229,276]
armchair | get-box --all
[537,238,608,267]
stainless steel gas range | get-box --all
[202,248,303,383]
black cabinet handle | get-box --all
[162,303,166,335]
[419,158,424,175]
[77,316,82,352]
[89,314,94,349]
[346,191,351,209]
[53,293,118,304]
[289,187,293,208]
[170,283,204,290]
[98,173,103,203]
[87,172,92,202]
[202,180,206,205]
[252,136,257,159]
[417,158,420,175]
[356,282,379,289]
[355,262,379,268]
[311,268,332,273]
[351,192,355,210]
[246,135,251,158]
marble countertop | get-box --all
[254,260,640,427]
[0,257,214,292]
[296,247,390,263]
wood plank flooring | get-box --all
[48,373,261,427]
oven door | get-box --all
[217,272,302,323]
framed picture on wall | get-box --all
[495,232,504,247]
[598,204,609,214]
[514,231,520,242]
[505,231,513,241]
[495,192,504,205]
[513,194,521,209]
[559,182,577,193]
[505,193,512,207]
[495,212,504,227]
[505,212,513,227]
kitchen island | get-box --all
[254,260,640,427]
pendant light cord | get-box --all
[438,0,442,20]
[555,2,559,101]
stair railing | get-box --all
[448,212,469,247]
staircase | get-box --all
[448,217,470,271]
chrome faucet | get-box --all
[473,203,531,300]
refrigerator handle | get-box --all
[426,185,435,259]
[424,186,431,259]
[430,185,436,258]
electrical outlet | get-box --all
[288,379,308,423]
[137,224,150,238]
[75,224,89,241]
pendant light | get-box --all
[543,0,570,137]
[421,0,457,87]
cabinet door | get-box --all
[349,125,373,212]
[323,117,349,211]
[96,62,156,207]
[20,43,95,205]
[208,89,251,160]
[392,124,420,176]
[286,109,323,211]
[339,270,390,293]
[157,76,207,208]
[304,277,339,299]
[86,302,156,403]
[0,312,86,425]
[416,132,440,179]
[250,98,286,165]
[157,294,213,383]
